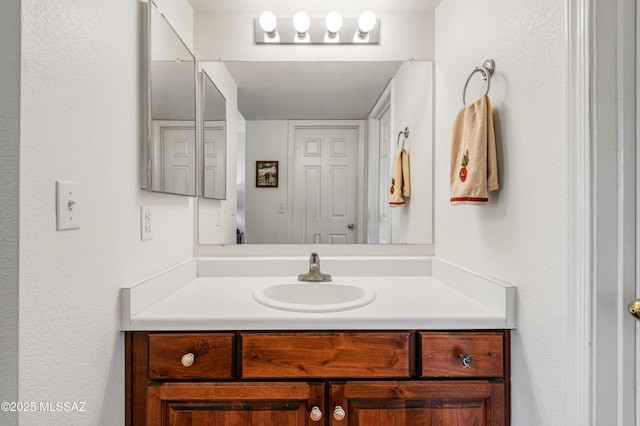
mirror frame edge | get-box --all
[194,242,437,257]
[140,0,151,191]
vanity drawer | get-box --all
[148,333,234,380]
[420,331,504,378]
[241,332,411,378]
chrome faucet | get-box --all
[298,252,332,282]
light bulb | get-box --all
[259,11,277,35]
[358,11,376,36]
[325,11,343,35]
[292,11,310,36]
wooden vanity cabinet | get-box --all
[126,330,510,426]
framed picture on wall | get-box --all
[256,161,279,188]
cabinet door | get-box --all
[147,382,324,426]
[330,380,506,426]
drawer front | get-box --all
[148,333,234,380]
[420,331,504,378]
[241,332,410,378]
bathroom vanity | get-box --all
[123,256,516,425]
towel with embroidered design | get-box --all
[450,95,498,204]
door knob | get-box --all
[628,299,640,320]
[347,223,355,230]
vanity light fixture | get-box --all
[254,11,379,44]
[292,11,310,43]
[259,11,279,42]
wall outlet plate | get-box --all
[56,181,81,231]
[141,206,153,241]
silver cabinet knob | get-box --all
[333,405,346,421]
[310,406,322,422]
[460,353,472,368]
[181,352,195,367]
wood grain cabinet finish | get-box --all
[330,380,505,425]
[126,330,510,426]
[241,332,410,378]
[147,382,324,425]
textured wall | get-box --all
[18,0,194,424]
[0,0,20,424]
[434,1,568,424]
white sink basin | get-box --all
[253,281,376,313]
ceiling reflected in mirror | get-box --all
[225,61,403,120]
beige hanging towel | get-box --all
[450,95,499,204]
[389,148,410,206]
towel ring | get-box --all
[397,127,409,149]
[462,59,495,105]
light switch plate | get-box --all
[56,181,81,231]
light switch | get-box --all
[56,181,81,231]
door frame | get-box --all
[367,83,392,244]
[287,120,366,244]
[567,0,636,423]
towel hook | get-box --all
[397,127,409,149]
[462,59,495,105]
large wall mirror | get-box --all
[141,1,197,197]
[201,69,227,200]
[202,59,433,245]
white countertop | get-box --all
[121,257,517,331]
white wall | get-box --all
[390,61,433,244]
[0,0,20,424]
[434,1,567,425]
[244,121,290,243]
[154,0,194,51]
[18,0,194,424]
[198,61,239,245]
